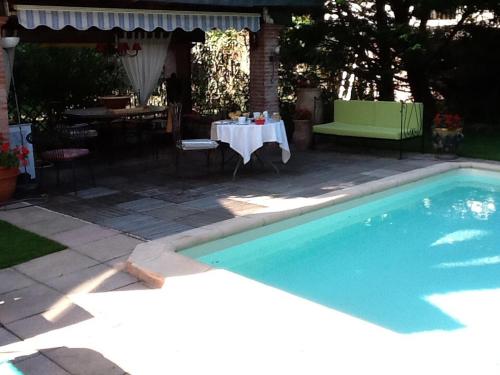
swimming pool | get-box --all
[182,169,500,333]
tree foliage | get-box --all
[279,0,500,126]
[191,30,249,115]
[11,44,129,124]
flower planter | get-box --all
[432,128,464,159]
[293,119,313,151]
[0,167,19,202]
[296,87,323,124]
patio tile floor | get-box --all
[28,147,443,241]
[13,354,70,375]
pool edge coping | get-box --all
[126,161,500,287]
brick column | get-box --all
[0,16,9,136]
[249,23,283,114]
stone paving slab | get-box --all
[0,283,69,324]
[100,213,165,233]
[115,197,173,212]
[0,327,19,346]
[113,281,151,291]
[105,255,130,271]
[0,206,63,227]
[14,250,99,282]
[73,234,143,262]
[42,347,126,375]
[24,216,89,238]
[77,207,131,224]
[44,264,137,294]
[0,268,35,295]
[51,224,119,248]
[144,205,202,220]
[130,221,195,240]
[6,303,93,340]
[175,210,234,227]
[75,187,119,199]
[13,354,70,375]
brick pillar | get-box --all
[0,16,9,136]
[249,23,283,114]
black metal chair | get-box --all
[30,124,96,193]
[170,103,221,177]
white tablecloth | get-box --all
[211,120,291,164]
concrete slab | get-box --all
[0,206,62,227]
[76,187,119,199]
[116,197,173,212]
[51,224,118,248]
[44,264,137,294]
[43,347,125,375]
[0,283,69,324]
[0,327,19,346]
[6,304,93,340]
[105,255,130,272]
[0,268,35,295]
[144,205,202,220]
[130,221,194,240]
[14,354,70,375]
[174,211,233,227]
[14,250,98,282]
[113,281,151,291]
[73,235,143,262]
[25,216,88,237]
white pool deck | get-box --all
[2,160,500,374]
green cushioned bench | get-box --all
[313,100,423,158]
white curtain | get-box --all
[3,48,15,95]
[120,34,172,105]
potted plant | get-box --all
[0,134,29,202]
[295,73,323,124]
[293,109,313,151]
[432,113,464,159]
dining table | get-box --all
[64,106,167,162]
[64,105,167,122]
[210,119,291,179]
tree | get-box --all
[280,0,500,126]
[12,44,128,124]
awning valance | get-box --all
[15,5,261,32]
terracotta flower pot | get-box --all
[296,87,323,124]
[432,127,464,159]
[0,167,19,202]
[293,119,313,151]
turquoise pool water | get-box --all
[186,169,500,333]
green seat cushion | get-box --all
[374,101,402,128]
[313,122,402,140]
[335,100,375,126]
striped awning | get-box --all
[15,5,261,32]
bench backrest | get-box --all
[334,100,423,133]
[334,100,375,126]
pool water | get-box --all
[190,170,500,333]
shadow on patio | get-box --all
[27,145,439,240]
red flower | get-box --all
[1,142,10,153]
[21,146,29,156]
[444,114,454,126]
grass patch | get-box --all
[458,133,500,161]
[0,220,66,269]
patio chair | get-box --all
[30,124,96,193]
[171,103,221,176]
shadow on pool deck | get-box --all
[34,146,440,240]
